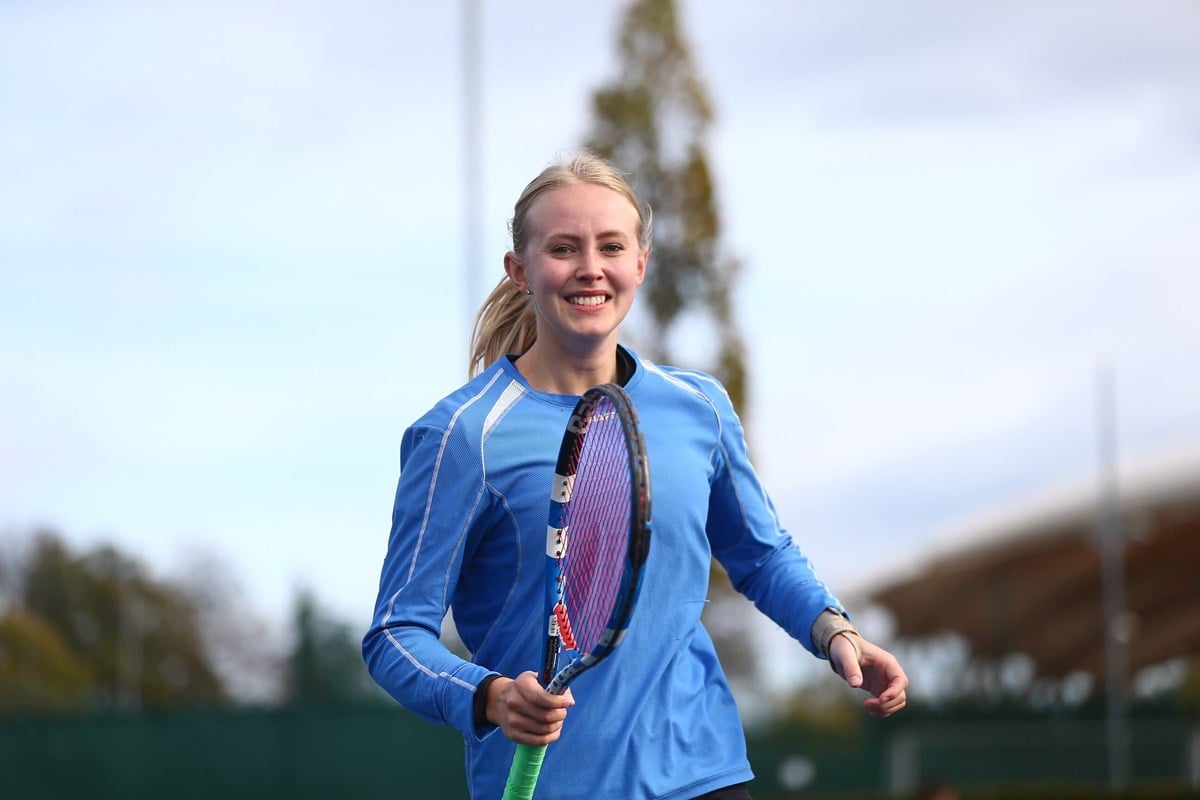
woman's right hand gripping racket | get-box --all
[501,383,652,800]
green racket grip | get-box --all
[501,742,548,800]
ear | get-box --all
[503,251,526,293]
[635,245,650,286]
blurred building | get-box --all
[868,447,1200,686]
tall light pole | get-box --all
[460,0,483,346]
[1097,362,1130,790]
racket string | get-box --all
[560,396,633,654]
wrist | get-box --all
[473,674,502,728]
[484,676,514,726]
[810,608,860,659]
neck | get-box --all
[514,341,620,395]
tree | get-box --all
[1,529,232,712]
[174,548,285,705]
[0,608,91,712]
[586,0,759,692]
[285,588,385,707]
[587,0,747,412]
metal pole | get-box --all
[1189,726,1200,786]
[116,560,142,711]
[887,731,919,796]
[1097,362,1130,789]
[460,0,483,342]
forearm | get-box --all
[363,620,494,738]
[726,538,845,655]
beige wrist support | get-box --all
[810,608,861,666]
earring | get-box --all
[523,289,533,295]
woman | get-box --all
[363,152,907,799]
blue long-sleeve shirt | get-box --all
[363,348,844,799]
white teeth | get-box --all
[568,295,607,306]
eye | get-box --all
[549,244,573,255]
[601,242,625,253]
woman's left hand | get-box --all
[829,633,908,718]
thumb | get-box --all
[830,634,864,689]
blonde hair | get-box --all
[468,151,653,377]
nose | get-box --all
[575,249,602,280]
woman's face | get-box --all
[506,182,648,358]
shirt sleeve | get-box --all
[362,422,498,740]
[701,383,845,658]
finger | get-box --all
[866,676,907,711]
[864,691,907,718]
[506,694,571,726]
[506,718,566,746]
[507,676,574,728]
[511,670,542,697]
[506,701,574,746]
[870,668,908,700]
[509,705,569,733]
[525,689,574,713]
[512,672,575,710]
[829,636,863,689]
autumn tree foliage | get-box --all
[587,0,747,414]
[586,0,759,692]
[0,530,226,712]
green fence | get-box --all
[0,706,465,799]
[2,706,1199,798]
[748,715,1200,798]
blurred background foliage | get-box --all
[587,0,747,415]
[0,529,387,715]
[1,530,225,712]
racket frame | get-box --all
[538,383,651,691]
[501,383,651,800]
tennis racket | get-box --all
[501,383,652,800]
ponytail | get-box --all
[468,277,537,377]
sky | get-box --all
[2,0,1199,665]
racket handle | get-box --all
[501,743,548,800]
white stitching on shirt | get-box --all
[383,630,476,692]
[405,370,503,587]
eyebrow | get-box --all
[544,229,633,242]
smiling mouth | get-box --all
[567,295,608,307]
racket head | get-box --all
[540,383,651,693]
